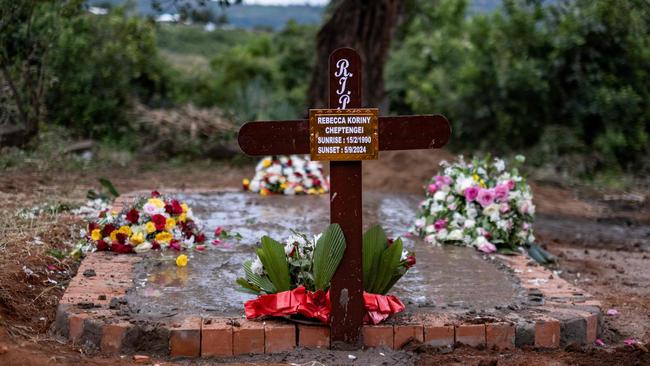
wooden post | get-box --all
[328,48,364,347]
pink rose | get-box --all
[506,180,515,190]
[435,175,452,187]
[427,183,438,194]
[464,186,479,201]
[434,219,447,231]
[478,240,497,253]
[477,188,495,207]
[494,184,509,201]
[499,203,510,214]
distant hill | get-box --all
[87,1,532,30]
[87,1,324,30]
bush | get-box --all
[387,0,650,174]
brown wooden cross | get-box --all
[238,47,451,347]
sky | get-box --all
[242,0,329,5]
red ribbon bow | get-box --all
[244,286,404,324]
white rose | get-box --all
[436,229,449,241]
[284,186,295,195]
[425,224,436,233]
[304,178,314,188]
[484,203,501,222]
[433,190,447,202]
[249,180,260,192]
[464,219,476,229]
[134,241,152,254]
[494,159,505,172]
[454,175,475,194]
[415,218,425,228]
[424,234,437,245]
[447,229,463,241]
[269,175,279,184]
[251,258,264,275]
[283,167,294,176]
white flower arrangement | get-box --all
[413,155,535,253]
[243,155,329,196]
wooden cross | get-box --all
[238,47,451,347]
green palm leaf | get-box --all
[371,238,403,294]
[258,236,291,292]
[243,260,276,294]
[312,224,346,291]
[362,225,387,292]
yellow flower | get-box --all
[165,218,176,231]
[260,188,269,196]
[307,188,317,195]
[91,229,102,241]
[472,174,480,182]
[130,232,145,245]
[181,203,188,213]
[242,178,250,186]
[280,182,288,190]
[118,226,132,236]
[155,231,172,243]
[178,213,187,223]
[176,254,188,267]
[110,230,119,242]
[295,186,304,193]
[480,179,486,188]
[318,188,325,194]
[148,198,165,208]
[145,222,156,234]
[262,158,271,168]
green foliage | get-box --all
[362,225,411,295]
[388,0,650,174]
[257,236,291,292]
[46,6,171,140]
[312,224,346,291]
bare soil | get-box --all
[0,151,649,365]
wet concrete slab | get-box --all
[126,191,524,320]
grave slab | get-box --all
[54,189,603,357]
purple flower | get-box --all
[434,219,447,232]
[435,175,452,187]
[427,183,438,194]
[476,188,495,207]
[494,184,509,201]
[464,186,479,201]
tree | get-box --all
[0,0,81,146]
[306,0,407,111]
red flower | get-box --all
[171,200,183,215]
[151,191,161,197]
[88,222,99,233]
[126,208,140,224]
[101,224,116,237]
[116,232,128,245]
[96,239,108,251]
[406,255,416,268]
[387,238,394,247]
[214,227,223,237]
[169,240,182,251]
[151,241,161,250]
[152,214,166,231]
[110,242,133,254]
[196,233,206,243]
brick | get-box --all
[424,325,454,347]
[535,318,560,348]
[264,321,296,353]
[298,325,330,349]
[394,324,423,349]
[486,323,515,350]
[69,313,89,343]
[455,324,486,347]
[170,317,202,357]
[233,320,265,355]
[201,318,233,357]
[362,325,393,349]
[585,314,598,344]
[101,322,130,354]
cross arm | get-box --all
[238,115,451,156]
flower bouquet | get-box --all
[80,191,207,254]
[242,155,329,196]
[237,225,415,324]
[413,155,536,254]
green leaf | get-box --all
[312,224,346,291]
[98,178,120,198]
[372,238,403,295]
[243,260,276,294]
[259,236,291,292]
[363,225,387,293]
[236,277,262,294]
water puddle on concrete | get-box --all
[127,191,521,319]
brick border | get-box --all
[52,191,602,357]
